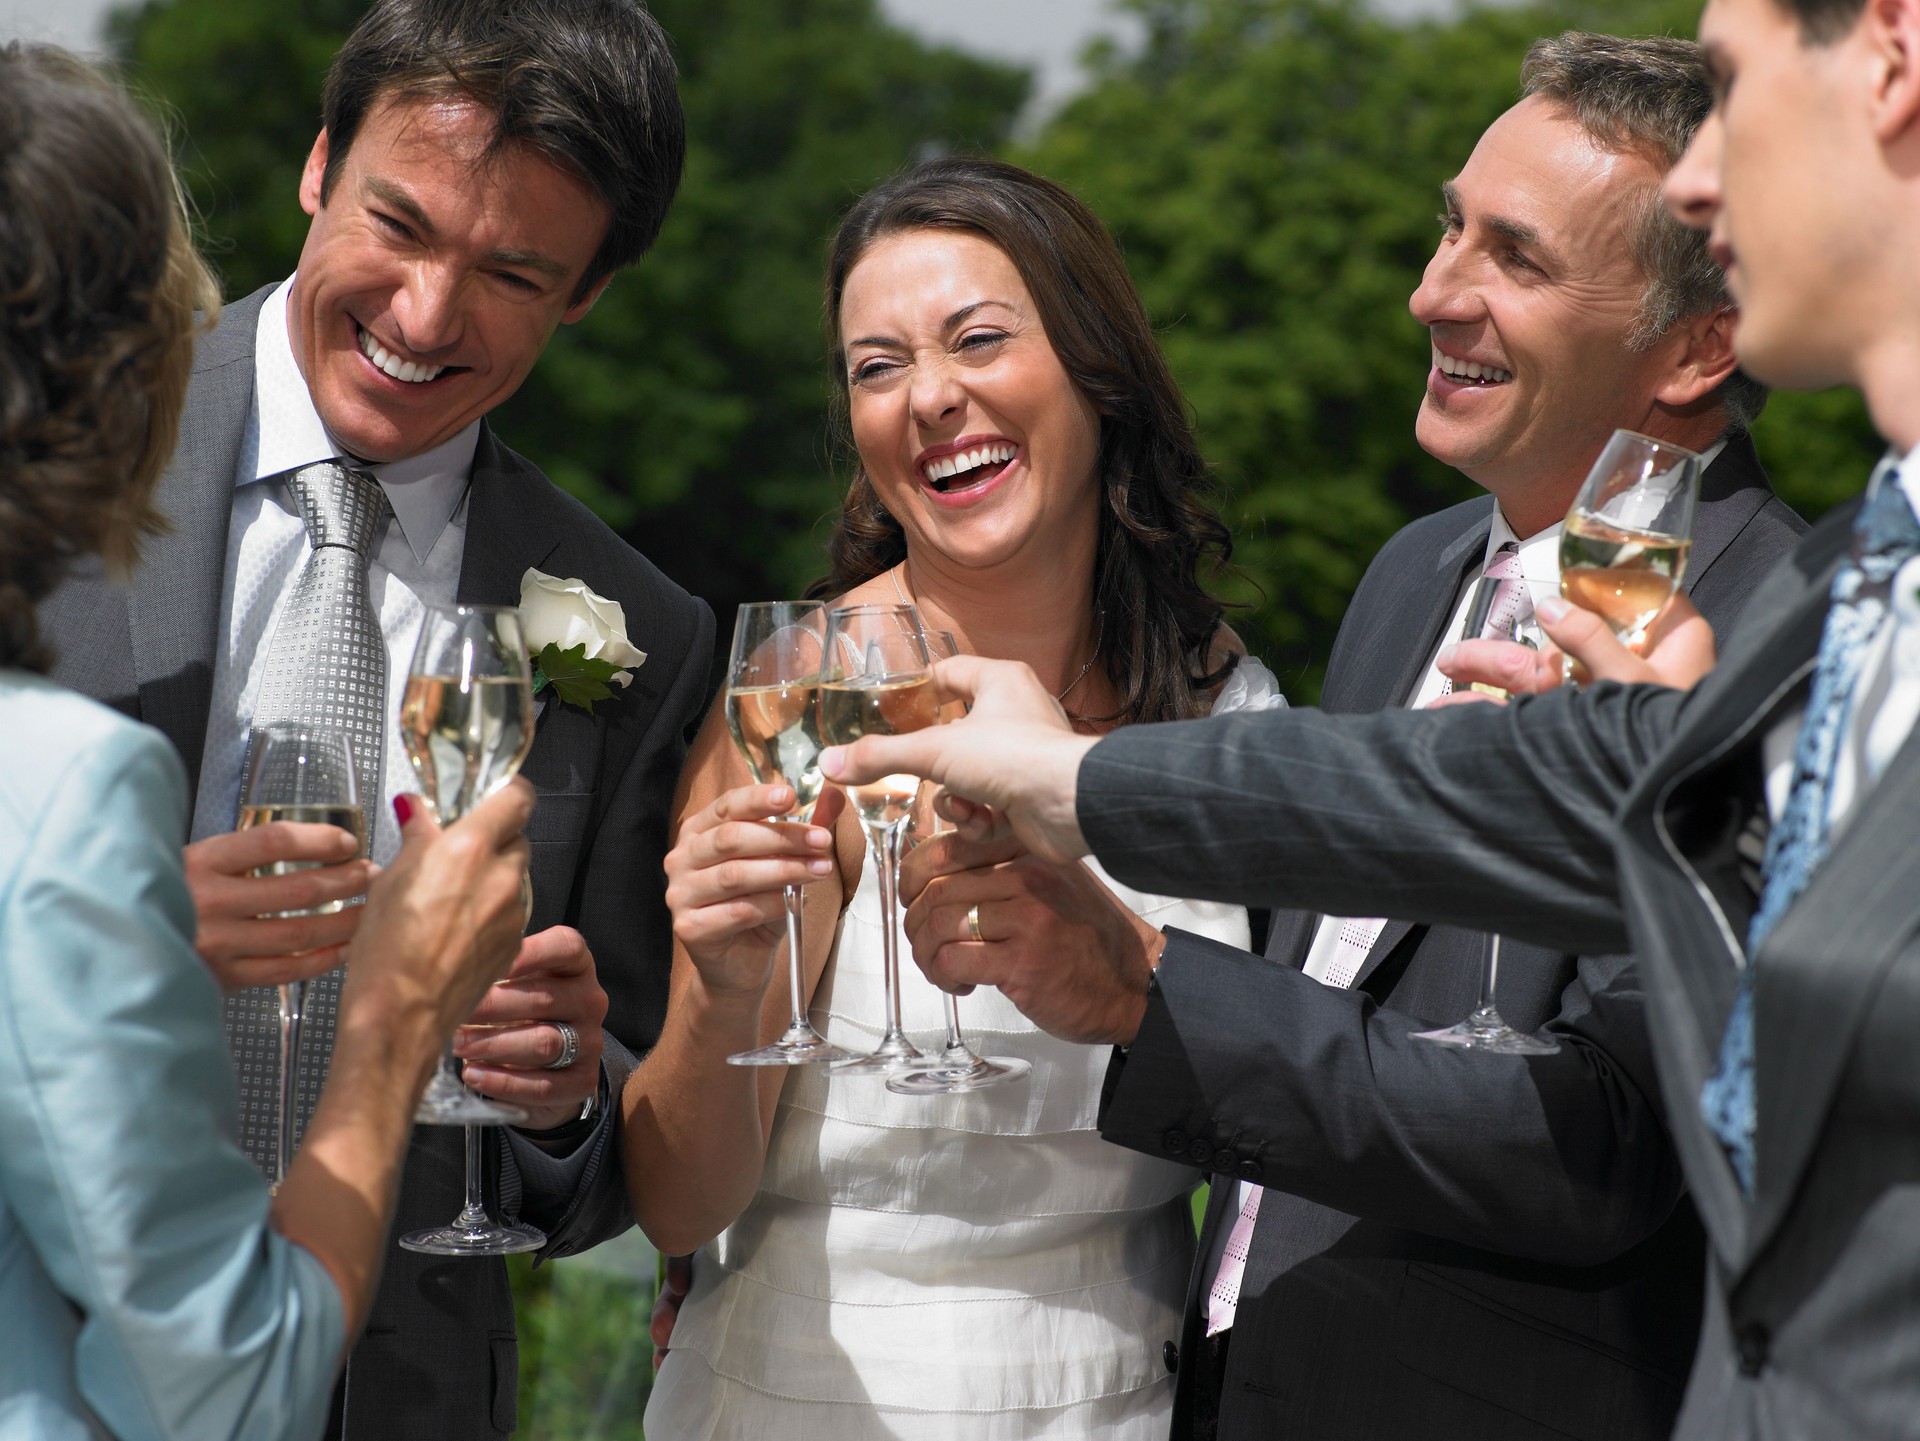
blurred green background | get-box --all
[96,0,1886,1432]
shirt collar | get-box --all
[1875,439,1920,519]
[248,278,479,566]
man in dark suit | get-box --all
[828,0,1920,1433]
[39,3,710,1437]
[892,34,1802,1441]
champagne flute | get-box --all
[397,602,544,1258]
[889,633,1030,1095]
[1559,430,1703,661]
[818,604,936,1075]
[1411,932,1560,1056]
[723,601,853,1066]
[237,724,365,1191]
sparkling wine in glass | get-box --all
[818,605,935,1075]
[722,602,852,1066]
[1559,430,1702,653]
[397,602,544,1259]
[238,724,364,1192]
[889,633,1030,1096]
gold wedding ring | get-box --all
[967,903,984,943]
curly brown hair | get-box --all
[0,44,219,672]
[812,158,1236,725]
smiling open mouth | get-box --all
[1433,345,1513,385]
[357,324,450,384]
[922,441,1017,494]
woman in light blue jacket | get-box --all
[0,45,534,1441]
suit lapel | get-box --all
[1684,432,1771,596]
[1747,716,1920,1262]
[128,288,271,795]
[1338,512,1488,988]
[456,425,566,605]
[1630,507,1853,1260]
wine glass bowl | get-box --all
[1559,430,1703,649]
[722,602,851,1068]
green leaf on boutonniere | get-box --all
[530,642,623,713]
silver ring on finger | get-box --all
[966,903,984,943]
[543,1020,580,1071]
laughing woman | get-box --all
[626,158,1282,1439]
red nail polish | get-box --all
[393,795,415,827]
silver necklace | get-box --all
[887,562,1102,704]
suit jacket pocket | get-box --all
[528,789,593,847]
[1392,1264,1684,1441]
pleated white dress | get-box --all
[646,661,1283,1440]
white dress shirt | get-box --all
[1758,444,1920,845]
[189,279,479,864]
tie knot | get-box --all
[283,461,387,559]
[1482,540,1523,581]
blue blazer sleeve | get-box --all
[0,696,344,1441]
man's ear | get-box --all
[1654,304,1741,409]
[561,272,615,326]
[299,130,331,218]
[1867,0,1920,146]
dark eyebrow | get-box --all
[364,176,569,282]
[1441,179,1552,256]
[845,298,1018,352]
[365,177,436,237]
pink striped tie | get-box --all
[1439,541,1529,697]
[1205,1186,1263,1336]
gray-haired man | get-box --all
[894,33,1802,1441]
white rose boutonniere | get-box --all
[519,568,647,714]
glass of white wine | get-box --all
[819,604,937,1075]
[723,601,853,1066]
[889,631,1031,1097]
[1411,932,1561,1056]
[238,724,365,1191]
[1559,430,1703,659]
[397,602,544,1259]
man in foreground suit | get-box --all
[827,0,1920,1432]
[40,2,712,1437]
[880,33,1800,1441]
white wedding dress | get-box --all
[646,660,1284,1440]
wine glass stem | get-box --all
[456,1125,491,1230]
[869,818,909,1040]
[781,883,809,1031]
[276,979,307,1188]
[938,991,975,1064]
[1476,934,1503,1015]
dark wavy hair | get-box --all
[0,44,219,672]
[812,158,1235,724]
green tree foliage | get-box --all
[1025,0,1879,697]
[110,0,1028,633]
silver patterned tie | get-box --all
[222,460,391,1176]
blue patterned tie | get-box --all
[1700,473,1920,1194]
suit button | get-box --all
[1186,1138,1214,1166]
[1736,1323,1770,1376]
[1236,1158,1264,1183]
[1163,1340,1179,1374]
[1162,1130,1187,1155]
